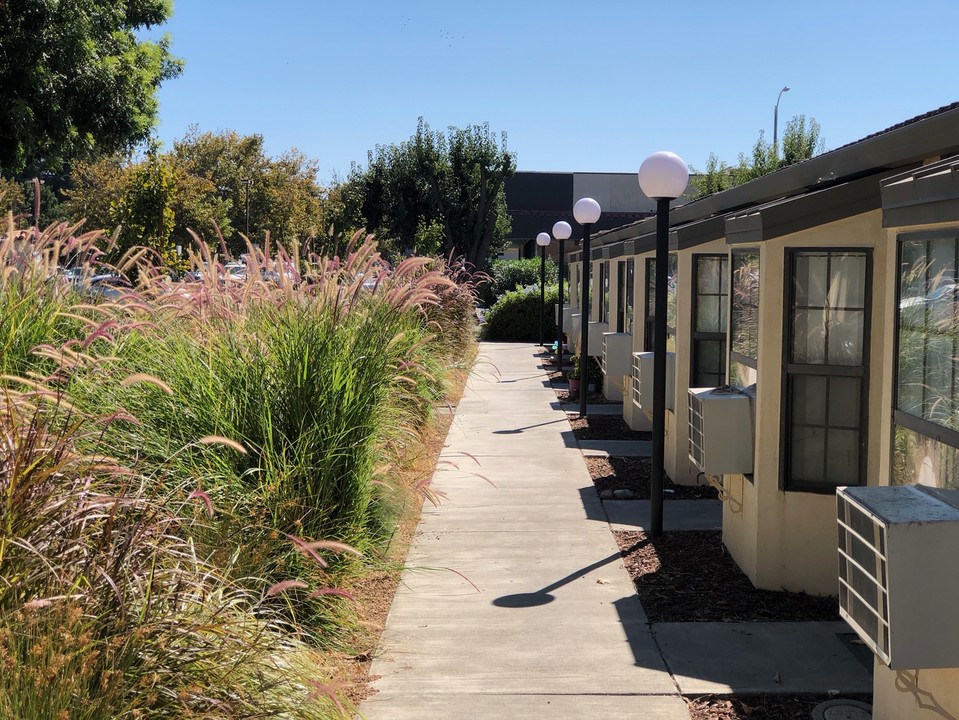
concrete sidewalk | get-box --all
[359,343,870,719]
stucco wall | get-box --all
[723,210,889,595]
[873,663,959,720]
[869,220,959,720]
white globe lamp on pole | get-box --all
[552,220,572,372]
[572,198,602,418]
[536,232,552,347]
[638,151,689,538]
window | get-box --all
[729,250,760,390]
[691,254,728,387]
[894,232,959,489]
[598,261,609,323]
[572,264,580,308]
[643,254,677,352]
[616,259,635,334]
[784,249,869,491]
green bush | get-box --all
[477,257,557,308]
[482,284,558,342]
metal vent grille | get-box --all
[838,494,890,664]
[631,353,642,409]
[688,392,706,471]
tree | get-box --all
[331,119,515,269]
[172,128,324,252]
[64,129,326,259]
[689,115,824,199]
[0,0,182,177]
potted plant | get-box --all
[567,355,599,394]
[567,355,583,393]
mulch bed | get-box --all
[587,456,718,500]
[568,414,650,441]
[685,694,873,720]
[615,530,840,623]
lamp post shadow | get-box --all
[491,550,623,609]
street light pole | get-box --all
[773,85,790,158]
[573,198,602,418]
[639,151,688,538]
[552,221,572,374]
[243,177,252,236]
[536,232,551,348]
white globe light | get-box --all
[573,197,602,225]
[552,221,572,240]
[638,151,689,200]
[536,232,551,247]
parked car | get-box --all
[82,274,133,301]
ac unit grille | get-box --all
[631,354,642,409]
[837,494,890,663]
[688,393,706,469]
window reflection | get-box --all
[731,251,760,362]
[893,425,959,489]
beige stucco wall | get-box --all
[873,663,959,720]
[668,239,729,486]
[723,210,890,596]
[869,220,959,720]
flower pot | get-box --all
[568,377,581,393]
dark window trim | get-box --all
[644,257,655,352]
[666,251,678,341]
[690,253,729,386]
[780,247,872,494]
[892,228,959,454]
[729,248,761,369]
[894,409,959,449]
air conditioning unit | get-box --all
[569,313,582,353]
[586,321,608,358]
[633,351,676,415]
[601,333,632,402]
[837,485,959,669]
[687,387,754,474]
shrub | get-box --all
[481,284,558,342]
[477,257,557,308]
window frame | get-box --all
[729,248,761,372]
[690,253,728,387]
[598,260,610,324]
[780,247,872,494]
[893,229,959,454]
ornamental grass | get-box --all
[0,213,479,717]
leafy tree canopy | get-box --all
[64,129,326,258]
[689,115,824,199]
[0,0,182,177]
[329,118,516,269]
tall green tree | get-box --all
[690,115,824,199]
[0,0,182,177]
[173,128,324,251]
[331,119,515,269]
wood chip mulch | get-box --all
[587,456,718,500]
[685,694,873,720]
[567,414,651,441]
[614,530,840,623]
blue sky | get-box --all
[149,0,959,185]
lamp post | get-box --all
[573,197,602,418]
[536,232,551,348]
[773,85,790,158]
[552,221,572,373]
[638,151,688,538]
[243,177,253,236]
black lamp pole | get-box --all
[640,150,688,539]
[556,236,565,371]
[579,224,591,417]
[539,242,546,347]
[650,197,670,538]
